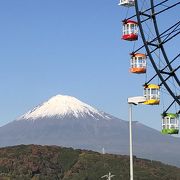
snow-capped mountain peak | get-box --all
[18,95,110,120]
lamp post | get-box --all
[128,96,146,180]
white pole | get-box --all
[128,96,146,180]
[129,104,134,180]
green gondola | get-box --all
[162,113,179,135]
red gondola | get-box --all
[122,20,138,41]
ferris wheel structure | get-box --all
[119,0,180,134]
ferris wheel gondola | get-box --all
[162,113,179,135]
[143,84,160,105]
[118,0,135,7]
[122,20,138,41]
[130,53,147,74]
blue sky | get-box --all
[0,0,178,132]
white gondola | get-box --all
[118,0,135,7]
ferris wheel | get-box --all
[119,0,180,134]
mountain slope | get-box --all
[0,144,180,180]
[0,95,180,167]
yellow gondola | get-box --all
[143,84,160,105]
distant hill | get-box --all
[1,95,180,167]
[0,144,180,180]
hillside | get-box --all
[0,145,180,180]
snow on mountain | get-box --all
[18,95,111,120]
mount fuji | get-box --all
[0,94,180,167]
[18,95,111,120]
